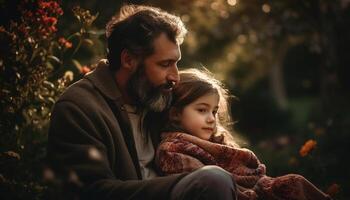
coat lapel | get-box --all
[84,60,142,179]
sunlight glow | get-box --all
[262,4,271,13]
[181,14,190,22]
[227,0,237,6]
[237,34,247,44]
[211,2,220,10]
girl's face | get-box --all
[178,92,219,140]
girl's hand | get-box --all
[256,163,266,175]
[209,133,224,144]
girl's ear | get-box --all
[120,49,138,72]
[169,107,181,122]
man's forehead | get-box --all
[151,33,181,60]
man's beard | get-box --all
[126,63,174,112]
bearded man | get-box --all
[47,4,237,200]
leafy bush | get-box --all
[0,1,97,199]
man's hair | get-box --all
[106,4,187,71]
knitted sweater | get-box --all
[156,132,331,200]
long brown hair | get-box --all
[168,68,239,147]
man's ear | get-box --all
[120,49,138,72]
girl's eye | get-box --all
[212,110,218,115]
[197,108,207,113]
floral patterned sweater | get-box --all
[156,132,331,200]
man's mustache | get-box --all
[159,81,176,90]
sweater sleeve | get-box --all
[156,150,205,175]
[156,136,219,175]
[47,101,186,200]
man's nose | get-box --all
[167,65,180,84]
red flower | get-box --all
[58,37,73,49]
[42,16,57,26]
[23,11,33,18]
[48,26,57,33]
[18,24,29,36]
[38,0,64,16]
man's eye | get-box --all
[160,62,171,67]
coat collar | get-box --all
[84,59,123,101]
[84,60,143,179]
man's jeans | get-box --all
[170,165,237,200]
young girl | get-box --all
[155,69,332,200]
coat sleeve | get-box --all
[47,101,186,200]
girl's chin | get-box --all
[198,134,212,141]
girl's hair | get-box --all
[168,68,239,147]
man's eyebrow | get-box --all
[157,59,180,64]
[158,59,174,62]
[160,57,181,62]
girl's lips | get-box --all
[202,127,214,132]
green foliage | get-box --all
[0,1,97,199]
[158,0,349,198]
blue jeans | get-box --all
[170,166,237,200]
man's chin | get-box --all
[146,94,172,112]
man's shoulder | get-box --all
[58,78,97,103]
[58,59,116,104]
[54,77,112,116]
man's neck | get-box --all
[115,68,134,104]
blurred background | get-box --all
[1,0,349,199]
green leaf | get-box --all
[83,38,94,46]
[2,151,21,160]
[72,59,82,71]
[47,55,61,64]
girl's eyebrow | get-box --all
[195,102,219,109]
[194,102,209,106]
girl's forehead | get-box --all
[191,92,220,106]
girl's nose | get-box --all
[206,114,216,123]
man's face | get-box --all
[127,33,181,112]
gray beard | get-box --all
[127,64,172,112]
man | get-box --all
[47,4,237,200]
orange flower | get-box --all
[299,139,317,157]
[64,41,72,48]
[80,66,91,74]
[326,183,340,197]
